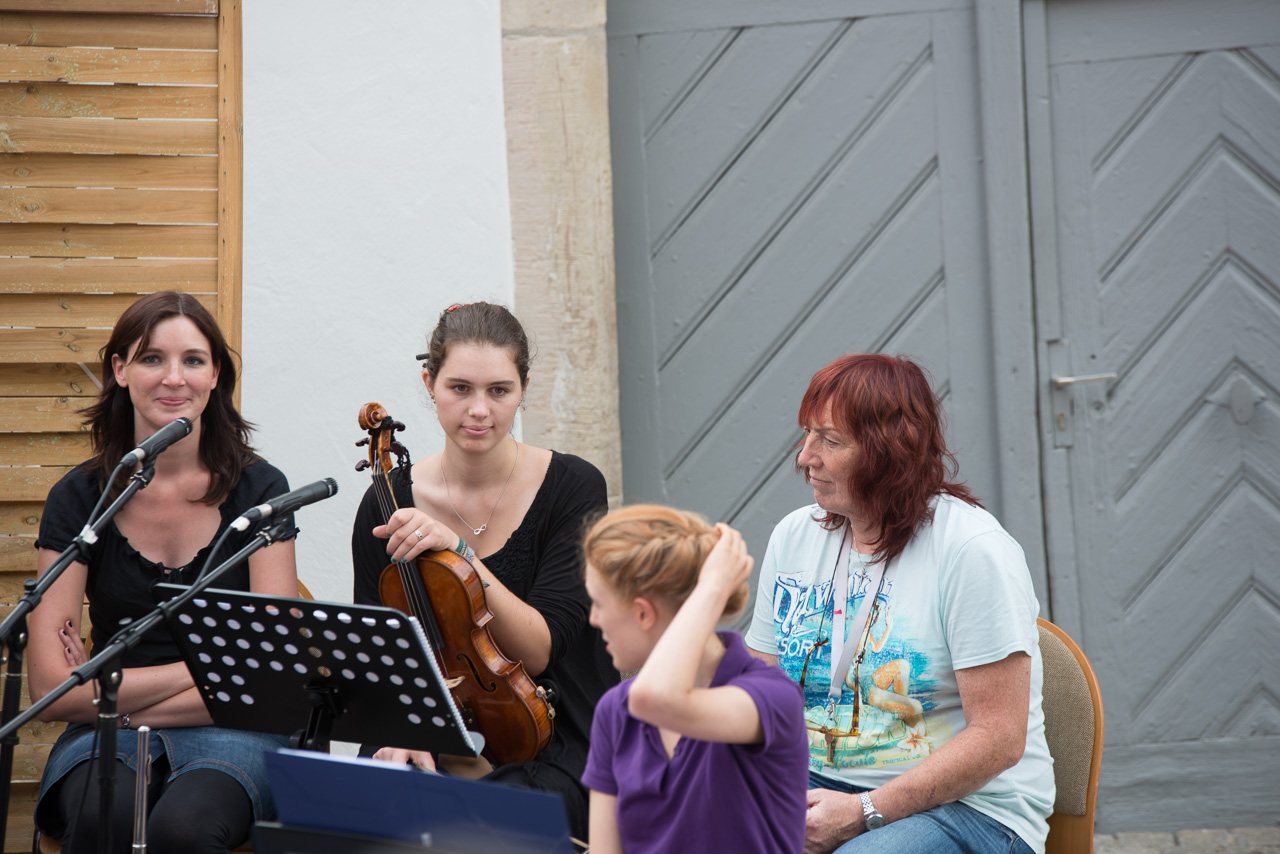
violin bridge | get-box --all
[444,676,465,690]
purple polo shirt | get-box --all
[582,631,807,854]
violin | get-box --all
[355,402,553,766]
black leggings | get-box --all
[52,755,253,854]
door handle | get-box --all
[1051,372,1116,389]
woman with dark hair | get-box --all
[351,302,617,840]
[745,354,1054,854]
[30,291,299,853]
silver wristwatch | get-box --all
[860,792,886,830]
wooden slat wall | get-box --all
[0,2,239,850]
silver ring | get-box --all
[414,530,425,541]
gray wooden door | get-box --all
[607,1,1046,614]
[1026,0,1280,831]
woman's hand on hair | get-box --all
[698,523,754,605]
[374,508,458,563]
[628,521,764,745]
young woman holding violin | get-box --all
[351,302,618,840]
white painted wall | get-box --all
[239,2,515,602]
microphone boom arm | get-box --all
[0,517,296,742]
[0,464,156,647]
[0,463,154,851]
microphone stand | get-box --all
[0,516,295,854]
[0,461,150,849]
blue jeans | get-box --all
[810,771,1035,854]
[39,722,288,833]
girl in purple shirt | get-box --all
[580,505,808,854]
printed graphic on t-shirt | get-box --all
[769,563,952,771]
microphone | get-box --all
[119,418,192,467]
[230,478,338,532]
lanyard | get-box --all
[827,526,886,700]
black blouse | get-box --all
[35,459,292,668]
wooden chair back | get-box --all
[1038,617,1105,854]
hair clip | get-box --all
[414,352,428,362]
[446,303,471,312]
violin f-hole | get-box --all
[457,652,499,693]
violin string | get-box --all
[366,463,424,615]
[374,467,397,519]
[372,468,430,616]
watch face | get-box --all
[861,793,886,829]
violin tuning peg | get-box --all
[354,438,369,447]
[393,420,406,432]
[355,460,370,472]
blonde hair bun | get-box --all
[583,504,749,616]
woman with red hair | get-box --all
[745,354,1054,854]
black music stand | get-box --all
[155,585,477,756]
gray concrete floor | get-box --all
[1094,827,1280,854]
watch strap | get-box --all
[860,791,886,829]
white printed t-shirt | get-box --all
[745,495,1054,854]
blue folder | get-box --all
[265,748,575,854]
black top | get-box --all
[351,451,618,781]
[35,459,292,668]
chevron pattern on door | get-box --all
[1045,37,1280,828]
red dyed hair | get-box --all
[797,354,980,564]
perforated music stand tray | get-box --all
[156,584,477,756]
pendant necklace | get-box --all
[441,442,520,536]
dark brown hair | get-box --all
[797,354,980,564]
[421,302,532,388]
[82,291,257,503]
[583,504,749,616]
